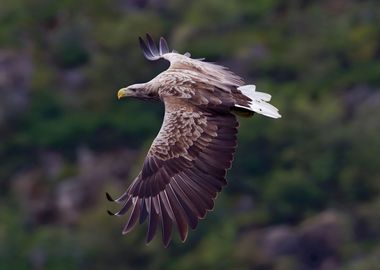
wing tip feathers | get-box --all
[139,34,170,61]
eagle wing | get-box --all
[139,34,244,86]
[107,96,238,246]
[138,34,280,119]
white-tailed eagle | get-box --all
[107,34,281,246]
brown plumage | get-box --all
[108,34,281,246]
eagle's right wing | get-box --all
[139,34,244,85]
[139,34,280,119]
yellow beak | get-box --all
[117,88,129,100]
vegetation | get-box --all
[1,0,379,269]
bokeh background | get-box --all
[1,0,380,269]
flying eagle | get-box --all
[107,34,281,246]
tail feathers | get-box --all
[238,85,271,101]
[236,85,281,119]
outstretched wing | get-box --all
[107,98,238,246]
[139,34,227,74]
[139,34,251,106]
[139,34,281,119]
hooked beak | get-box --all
[117,87,130,100]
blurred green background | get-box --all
[1,0,380,269]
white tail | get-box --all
[236,85,281,119]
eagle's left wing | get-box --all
[107,97,238,246]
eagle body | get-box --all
[109,35,281,246]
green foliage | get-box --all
[0,0,380,269]
[263,170,324,223]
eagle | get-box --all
[107,34,281,246]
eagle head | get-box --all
[117,83,153,100]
